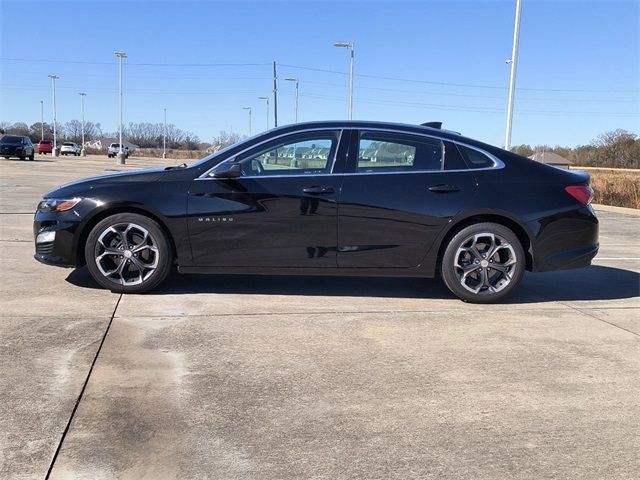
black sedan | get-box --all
[1,135,35,161]
[33,121,598,302]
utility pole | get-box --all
[285,77,299,123]
[272,61,278,127]
[40,100,44,141]
[243,107,252,136]
[504,0,522,151]
[48,75,59,157]
[163,108,167,159]
[79,93,86,156]
[334,42,355,119]
[258,96,269,130]
[115,51,127,164]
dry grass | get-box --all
[575,167,640,209]
[135,148,209,160]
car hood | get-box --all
[45,168,166,198]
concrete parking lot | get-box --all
[1,154,638,480]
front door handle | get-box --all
[303,186,335,195]
[428,184,460,193]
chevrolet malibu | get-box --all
[33,121,598,303]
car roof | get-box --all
[262,120,486,147]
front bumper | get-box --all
[0,147,23,157]
[33,212,82,267]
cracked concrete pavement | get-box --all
[1,155,638,479]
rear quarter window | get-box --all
[457,144,496,169]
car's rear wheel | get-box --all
[85,213,173,293]
[441,222,525,303]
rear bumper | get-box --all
[528,205,599,272]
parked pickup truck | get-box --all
[107,143,129,158]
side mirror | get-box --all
[211,162,242,178]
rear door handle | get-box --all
[428,184,460,193]
[303,186,335,195]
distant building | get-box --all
[528,151,573,170]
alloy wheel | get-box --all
[453,232,517,295]
[94,222,159,286]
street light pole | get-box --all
[115,51,127,164]
[504,0,522,151]
[285,78,299,123]
[79,92,86,156]
[40,100,44,141]
[258,96,269,130]
[334,42,354,119]
[243,107,252,136]
[48,75,59,157]
[163,108,167,159]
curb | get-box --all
[593,203,640,217]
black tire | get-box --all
[29,152,35,161]
[85,213,173,293]
[441,222,525,303]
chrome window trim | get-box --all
[198,128,344,180]
[196,126,504,180]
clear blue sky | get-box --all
[1,0,638,147]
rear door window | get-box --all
[356,131,443,173]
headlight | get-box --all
[37,198,81,213]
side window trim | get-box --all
[343,128,504,175]
[199,128,344,180]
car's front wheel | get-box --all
[441,222,525,303]
[85,213,173,293]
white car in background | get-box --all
[60,142,81,156]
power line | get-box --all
[0,57,271,67]
[297,92,639,116]
[278,63,638,94]
[299,79,634,102]
[2,57,635,94]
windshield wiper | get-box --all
[164,163,187,170]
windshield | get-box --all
[1,136,22,144]
[188,130,273,169]
[63,142,74,146]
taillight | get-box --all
[565,185,594,206]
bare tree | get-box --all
[591,130,639,169]
[211,131,242,150]
[29,122,54,142]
